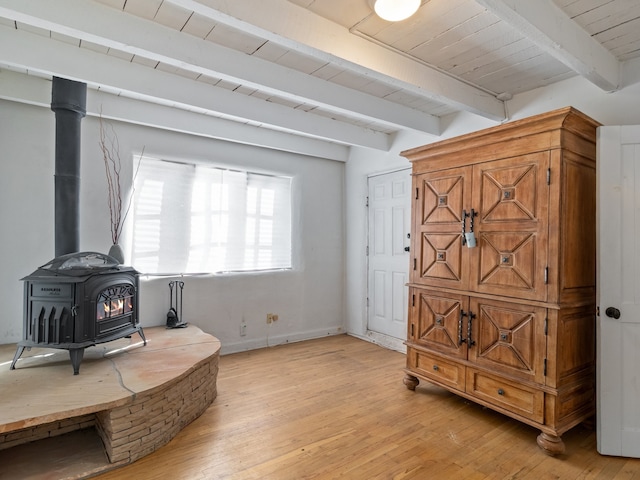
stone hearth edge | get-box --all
[0,325,220,471]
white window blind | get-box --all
[131,157,292,274]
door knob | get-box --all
[404,246,410,252]
[605,307,621,319]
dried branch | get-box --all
[99,113,143,245]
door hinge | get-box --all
[544,266,549,284]
[410,323,415,337]
[415,187,419,200]
[543,358,548,376]
[366,246,369,256]
[366,297,369,307]
[412,294,415,307]
[413,258,416,270]
[544,317,548,335]
[547,168,551,185]
[365,196,369,207]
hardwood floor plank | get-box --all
[92,334,640,480]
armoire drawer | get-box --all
[466,368,544,423]
[407,348,465,392]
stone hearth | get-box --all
[0,325,220,479]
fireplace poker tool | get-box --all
[167,280,188,328]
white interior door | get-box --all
[367,169,411,343]
[597,125,640,457]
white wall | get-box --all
[0,76,344,354]
[343,73,640,342]
[507,72,640,125]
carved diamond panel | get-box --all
[475,304,535,372]
[478,163,539,224]
[420,233,463,282]
[469,300,546,384]
[416,292,466,358]
[478,232,536,291]
[421,174,465,225]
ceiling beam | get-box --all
[0,69,350,161]
[476,0,620,92]
[168,0,506,121]
[0,24,390,151]
[0,0,440,136]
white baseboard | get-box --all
[220,326,345,355]
[347,330,406,353]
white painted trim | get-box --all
[367,166,412,179]
[220,326,345,355]
[365,330,407,354]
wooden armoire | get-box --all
[401,107,599,455]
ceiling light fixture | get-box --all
[373,0,421,22]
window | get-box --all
[131,156,292,274]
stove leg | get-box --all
[69,348,84,375]
[138,326,147,345]
[10,346,26,370]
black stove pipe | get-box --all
[51,77,87,258]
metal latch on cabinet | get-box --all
[462,209,478,248]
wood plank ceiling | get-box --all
[0,0,639,156]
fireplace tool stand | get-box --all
[167,280,187,329]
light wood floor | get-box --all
[93,334,640,480]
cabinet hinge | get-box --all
[415,187,419,200]
[411,323,415,337]
[547,168,551,185]
[544,317,548,335]
[543,358,548,376]
[412,294,415,307]
[544,266,549,284]
[413,258,416,270]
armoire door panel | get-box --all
[418,232,465,286]
[469,298,547,384]
[474,231,542,299]
[470,154,549,301]
[413,289,468,359]
[476,159,542,223]
[417,167,470,227]
[412,166,472,287]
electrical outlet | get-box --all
[240,322,247,336]
[266,313,278,324]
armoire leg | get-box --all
[536,432,565,456]
[403,374,419,391]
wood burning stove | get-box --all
[10,252,146,374]
[9,79,147,375]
